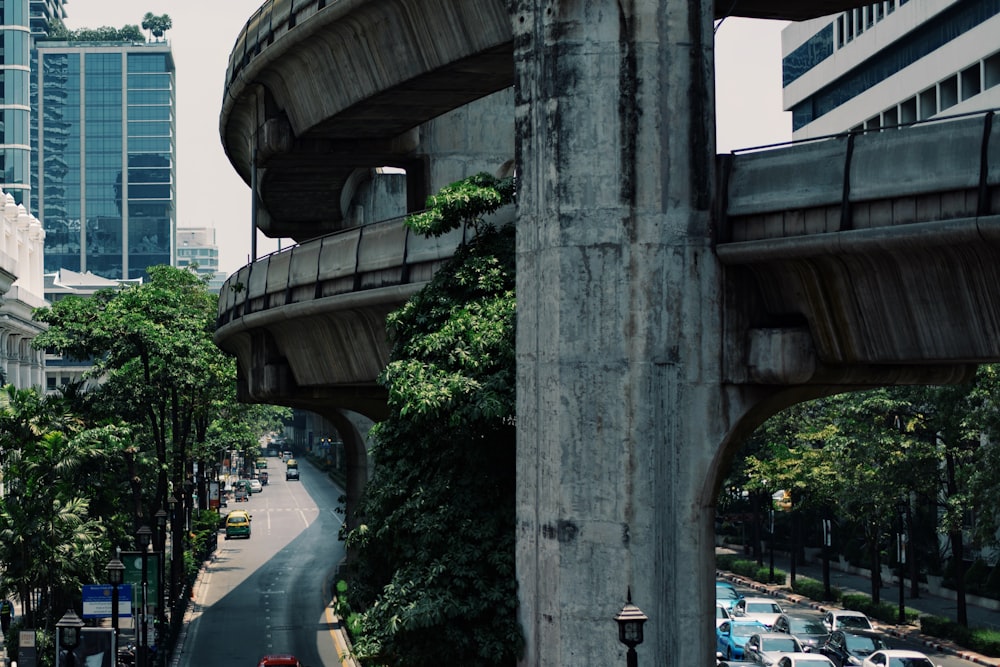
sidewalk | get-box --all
[717,547,1000,666]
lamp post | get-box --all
[155,508,168,627]
[56,608,84,667]
[106,554,125,640]
[167,494,178,608]
[136,524,153,667]
[614,588,648,667]
[896,500,908,625]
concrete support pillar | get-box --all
[513,1,737,664]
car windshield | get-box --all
[717,607,730,618]
[790,618,827,634]
[747,602,780,613]
[761,637,800,652]
[887,660,933,667]
[795,661,834,667]
[844,635,883,653]
[228,516,245,524]
[732,624,761,637]
[838,616,872,629]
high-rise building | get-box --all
[177,227,226,292]
[782,0,1000,139]
[32,39,176,280]
[0,1,68,207]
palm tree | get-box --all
[141,13,172,41]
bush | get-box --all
[791,576,841,603]
[920,615,1000,657]
[717,556,786,584]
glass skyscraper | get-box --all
[32,41,175,280]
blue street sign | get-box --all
[82,583,133,618]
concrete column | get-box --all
[513,1,736,664]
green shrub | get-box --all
[984,564,1000,599]
[791,576,841,602]
[755,566,786,584]
[969,628,1000,656]
[716,553,739,571]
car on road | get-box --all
[772,613,830,652]
[259,471,269,485]
[286,465,300,481]
[249,478,263,493]
[819,630,888,666]
[717,603,733,627]
[772,654,836,667]
[743,632,804,666]
[717,581,744,610]
[225,510,251,539]
[233,486,249,502]
[257,655,302,667]
[860,649,940,667]
[717,619,768,661]
[733,597,784,629]
[822,610,874,633]
[256,457,268,470]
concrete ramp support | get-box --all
[514,1,746,664]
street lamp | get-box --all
[614,588,648,667]
[896,500,908,625]
[56,608,84,667]
[167,494,178,607]
[136,524,153,667]
[106,554,125,639]
[155,509,168,626]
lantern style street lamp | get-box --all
[155,508,168,625]
[106,554,125,638]
[57,608,84,667]
[614,588,648,667]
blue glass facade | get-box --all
[33,43,175,280]
[0,0,32,205]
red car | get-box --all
[257,655,302,667]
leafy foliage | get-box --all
[405,172,514,238]
[345,175,521,666]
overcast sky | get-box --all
[63,3,791,276]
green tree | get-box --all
[141,13,172,41]
[345,174,521,666]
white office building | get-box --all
[782,0,1000,139]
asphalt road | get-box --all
[722,579,984,667]
[174,456,347,667]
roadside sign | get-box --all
[82,584,133,618]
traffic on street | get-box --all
[172,452,348,667]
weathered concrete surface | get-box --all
[220,0,873,241]
[512,1,740,664]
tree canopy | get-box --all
[345,174,521,666]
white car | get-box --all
[249,478,263,493]
[772,653,836,667]
[861,649,941,667]
[716,603,733,628]
[734,597,784,629]
[822,609,873,632]
[743,632,804,666]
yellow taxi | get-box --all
[225,509,252,539]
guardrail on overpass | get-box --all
[216,214,470,329]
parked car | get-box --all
[717,603,734,627]
[819,630,888,667]
[249,478,263,493]
[860,649,940,667]
[733,597,784,629]
[717,581,744,610]
[743,632,804,666]
[225,510,251,539]
[822,610,874,633]
[257,655,302,667]
[772,654,836,667]
[772,613,830,652]
[717,619,768,661]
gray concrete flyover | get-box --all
[220,0,875,241]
